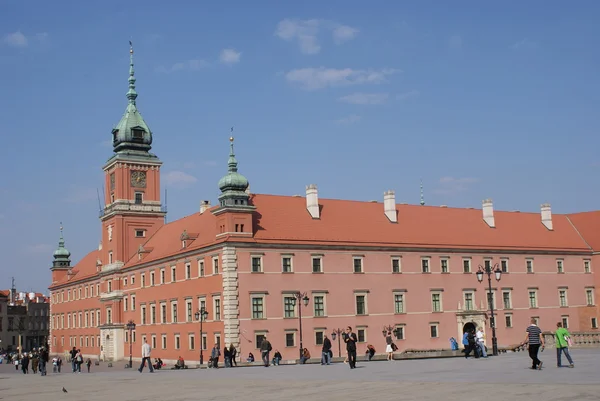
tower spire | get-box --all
[127,40,137,105]
[420,179,425,206]
[228,127,238,172]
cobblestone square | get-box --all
[2,350,599,401]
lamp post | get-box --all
[476,262,502,356]
[331,328,343,358]
[195,308,209,365]
[291,292,310,360]
[126,320,136,368]
[382,325,395,337]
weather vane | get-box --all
[230,126,234,141]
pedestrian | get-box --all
[138,339,154,373]
[555,322,574,368]
[385,331,394,361]
[321,334,332,365]
[476,327,487,358]
[86,358,92,373]
[229,344,237,367]
[211,343,221,368]
[521,318,545,370]
[260,336,272,367]
[344,326,358,369]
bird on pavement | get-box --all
[62,387,68,393]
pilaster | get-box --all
[221,246,240,348]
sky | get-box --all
[0,0,599,293]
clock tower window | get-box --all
[134,192,143,204]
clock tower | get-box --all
[100,43,166,268]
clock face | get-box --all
[131,171,147,188]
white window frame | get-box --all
[394,324,406,340]
[528,289,538,308]
[171,301,178,323]
[353,256,364,273]
[174,334,181,350]
[171,266,176,282]
[185,262,191,279]
[213,257,220,274]
[198,260,205,277]
[463,291,475,311]
[586,288,595,306]
[150,271,155,286]
[431,291,443,312]
[559,288,568,307]
[213,296,221,321]
[393,291,405,314]
[526,258,534,273]
[421,257,431,273]
[429,323,439,338]
[556,259,564,273]
[160,268,165,284]
[391,256,402,273]
[281,255,294,273]
[250,294,266,319]
[140,305,147,325]
[584,259,591,273]
[160,302,167,324]
[161,335,167,349]
[311,255,323,273]
[312,293,327,317]
[462,258,471,273]
[500,258,509,273]
[354,292,368,316]
[502,289,512,310]
[251,255,263,273]
[188,333,195,350]
[356,327,367,343]
[592,317,598,329]
[505,313,513,328]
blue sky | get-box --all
[0,0,598,292]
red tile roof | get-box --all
[567,211,600,251]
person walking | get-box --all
[321,334,332,365]
[555,322,574,368]
[344,326,358,369]
[385,331,394,361]
[522,318,545,370]
[138,339,154,373]
[476,327,487,358]
[211,344,221,368]
[260,336,272,367]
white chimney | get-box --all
[541,203,553,231]
[383,190,397,223]
[200,200,211,214]
[306,184,320,219]
[482,199,495,228]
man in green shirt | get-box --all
[555,322,574,368]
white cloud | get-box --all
[219,48,241,64]
[338,92,389,105]
[448,35,463,50]
[285,67,399,90]
[334,115,361,124]
[163,171,197,188]
[275,19,358,54]
[396,90,420,101]
[433,177,479,195]
[156,59,209,73]
[511,38,537,49]
[64,187,97,203]
[3,31,28,47]
[27,244,53,254]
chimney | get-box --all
[541,203,553,230]
[482,199,495,228]
[200,200,211,214]
[306,184,320,219]
[383,190,397,223]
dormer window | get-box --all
[132,128,145,142]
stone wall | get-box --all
[222,246,240,349]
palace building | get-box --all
[48,46,600,364]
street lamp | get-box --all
[331,328,343,358]
[194,308,209,365]
[290,292,309,360]
[476,262,502,356]
[126,320,136,368]
[382,325,395,337]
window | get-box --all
[251,256,262,273]
[559,289,568,307]
[315,331,324,345]
[152,335,157,349]
[421,258,430,273]
[175,335,180,350]
[463,292,474,311]
[282,256,293,273]
[160,269,165,284]
[557,259,564,273]
[313,295,325,317]
[430,324,439,338]
[562,316,569,329]
[505,314,513,328]
[312,256,323,273]
[107,281,112,293]
[185,263,191,279]
[171,302,178,323]
[214,298,221,321]
[529,290,538,308]
[123,278,128,287]
[284,297,296,318]
[150,305,156,324]
[141,273,146,288]
[586,289,595,306]
[584,260,591,273]
[198,297,206,313]
[171,266,176,282]
[134,192,143,204]
[161,303,167,324]
[485,290,496,310]
[198,261,205,277]
[431,292,442,312]
[131,295,136,310]
[394,325,405,340]
[141,305,147,325]
[462,258,471,273]
[255,333,266,349]
[213,257,219,274]
[353,258,363,273]
[161,335,167,349]
[108,251,113,264]
[357,328,366,343]
[150,272,155,286]
[355,294,367,315]
[502,290,512,309]
[484,259,491,270]
[186,300,193,322]
[189,334,195,350]
[202,334,207,350]
[501,259,509,273]
[251,297,264,319]
[592,318,598,329]
[392,257,401,273]
[131,276,135,285]
[526,259,534,273]
[394,293,405,314]
[285,332,295,347]
[440,258,449,273]
[135,230,145,238]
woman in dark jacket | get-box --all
[229,344,237,367]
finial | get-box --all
[420,179,425,206]
[227,131,238,173]
[127,40,138,105]
[58,222,65,247]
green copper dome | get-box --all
[218,137,249,192]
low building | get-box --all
[48,46,600,363]
[0,288,50,352]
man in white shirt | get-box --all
[476,327,488,358]
[138,339,154,373]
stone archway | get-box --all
[463,322,476,333]
[456,311,487,346]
